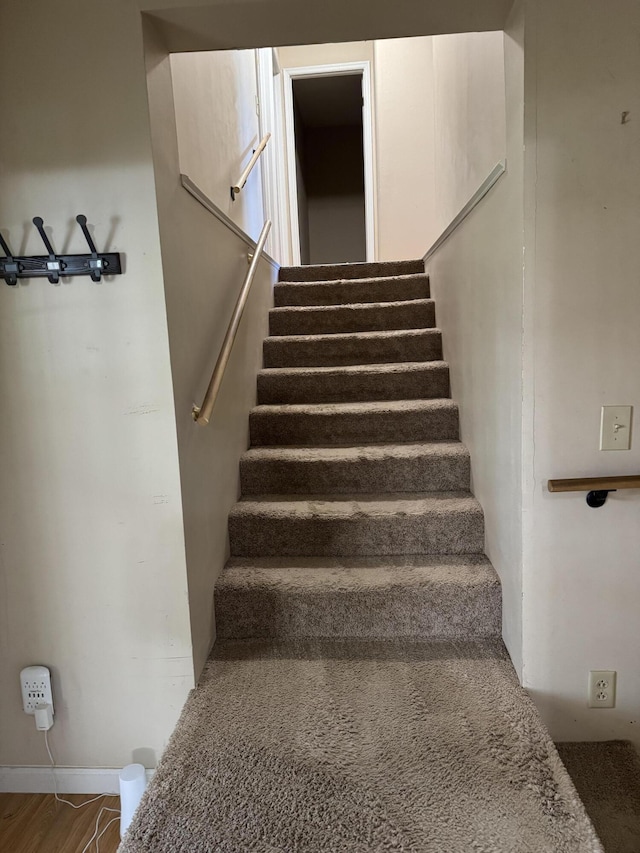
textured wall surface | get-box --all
[426,17,524,674]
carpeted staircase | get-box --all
[217,259,500,640]
[121,260,603,852]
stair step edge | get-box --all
[258,361,448,377]
[275,273,429,287]
[264,328,442,343]
[250,398,458,415]
[216,566,500,590]
[241,441,469,459]
[224,554,493,569]
[270,298,434,313]
[278,260,424,282]
[231,491,483,512]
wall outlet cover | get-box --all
[588,670,616,708]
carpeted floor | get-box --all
[121,639,602,853]
[121,260,605,851]
[557,741,640,853]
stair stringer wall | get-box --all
[144,19,279,678]
[424,7,525,676]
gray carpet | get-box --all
[121,640,602,852]
[249,398,461,446]
[273,272,430,306]
[239,442,470,495]
[269,298,436,336]
[277,259,425,281]
[262,328,444,368]
[216,555,501,640]
[256,361,450,405]
[557,741,640,853]
[121,259,603,850]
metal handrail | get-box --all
[192,219,272,426]
[231,134,271,200]
[548,474,640,508]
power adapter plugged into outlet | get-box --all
[35,703,54,731]
[20,665,54,729]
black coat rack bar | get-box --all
[0,215,122,285]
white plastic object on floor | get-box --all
[119,763,147,839]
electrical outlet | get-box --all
[588,670,616,708]
[20,665,54,716]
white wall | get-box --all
[278,39,439,263]
[276,43,374,264]
[276,42,374,69]
[171,49,265,242]
[5,0,638,783]
[374,37,438,259]
[432,31,507,232]
[0,0,194,771]
[0,0,516,779]
[144,0,514,54]
[425,19,524,674]
[521,0,640,748]
[145,23,278,678]
[277,34,503,263]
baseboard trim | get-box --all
[0,766,154,794]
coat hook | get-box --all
[0,232,20,285]
[0,216,122,285]
[76,215,103,282]
[33,216,63,283]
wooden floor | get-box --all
[0,793,120,852]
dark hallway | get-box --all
[292,74,366,264]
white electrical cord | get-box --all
[44,729,121,850]
[81,807,120,853]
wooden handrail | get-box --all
[231,134,271,200]
[192,219,272,426]
[548,475,640,493]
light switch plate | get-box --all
[600,406,632,450]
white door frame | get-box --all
[282,61,376,265]
[255,48,289,264]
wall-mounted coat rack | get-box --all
[0,215,122,286]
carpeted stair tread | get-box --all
[216,555,501,639]
[121,638,603,853]
[250,398,459,446]
[228,491,484,557]
[278,258,424,282]
[257,361,450,404]
[274,273,430,307]
[269,299,435,336]
[263,327,443,368]
[240,441,470,494]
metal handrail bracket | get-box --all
[192,219,272,426]
[231,133,271,201]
